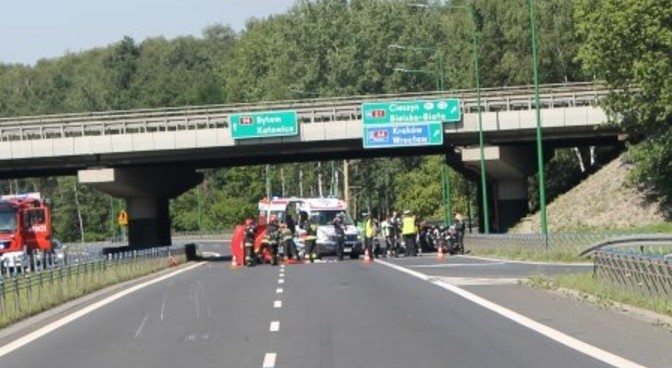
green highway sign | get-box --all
[363,122,443,149]
[230,110,298,140]
[362,99,461,124]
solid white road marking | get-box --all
[276,288,283,294]
[278,279,284,284]
[274,300,282,308]
[270,321,280,332]
[459,255,592,267]
[437,276,520,286]
[377,260,647,368]
[133,314,149,338]
[263,352,277,367]
[411,262,506,268]
[0,262,205,358]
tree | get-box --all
[575,0,672,200]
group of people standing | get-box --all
[360,210,467,260]
[243,214,321,267]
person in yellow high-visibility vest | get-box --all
[363,213,376,260]
[401,210,418,257]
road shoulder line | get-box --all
[377,259,647,368]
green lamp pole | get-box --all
[410,2,489,233]
[389,44,452,224]
[529,0,548,235]
[393,64,452,225]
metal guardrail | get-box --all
[0,81,609,141]
[0,246,183,326]
[460,233,672,297]
[595,249,672,297]
[465,232,621,254]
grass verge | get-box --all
[527,272,672,318]
[0,255,186,329]
[469,246,584,263]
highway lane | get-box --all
[0,246,665,367]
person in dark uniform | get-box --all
[333,213,345,261]
[259,215,280,265]
[454,213,466,254]
[304,217,318,263]
[280,222,301,262]
[286,214,296,235]
[243,218,257,267]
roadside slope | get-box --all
[511,155,668,233]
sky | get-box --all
[0,0,297,65]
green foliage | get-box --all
[576,0,672,200]
[0,0,598,238]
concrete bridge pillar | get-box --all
[462,146,543,232]
[127,197,171,247]
[78,166,203,247]
[494,178,529,231]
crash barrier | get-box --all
[464,232,672,255]
[184,243,198,261]
[578,235,672,298]
[0,246,184,328]
[594,250,672,297]
[172,231,233,241]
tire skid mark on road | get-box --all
[0,262,205,359]
[133,314,149,339]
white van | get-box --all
[259,197,363,259]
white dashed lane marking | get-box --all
[274,300,282,308]
[270,321,280,332]
[276,288,283,294]
[278,279,284,284]
[263,352,277,367]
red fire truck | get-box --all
[0,192,53,271]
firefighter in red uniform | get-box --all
[243,219,257,267]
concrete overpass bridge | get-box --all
[0,81,619,244]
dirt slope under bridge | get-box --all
[510,155,669,233]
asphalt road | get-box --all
[0,241,669,368]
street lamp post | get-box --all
[529,0,548,236]
[392,61,452,225]
[409,3,489,233]
[389,44,453,225]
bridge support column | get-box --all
[462,146,541,233]
[78,166,203,247]
[494,179,529,232]
[127,197,171,247]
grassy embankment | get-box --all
[527,272,672,318]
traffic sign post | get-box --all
[362,99,461,125]
[230,110,298,140]
[363,122,443,149]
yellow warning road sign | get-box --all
[118,210,128,226]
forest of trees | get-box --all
[0,0,665,241]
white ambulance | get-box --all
[258,197,363,259]
[295,198,363,259]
